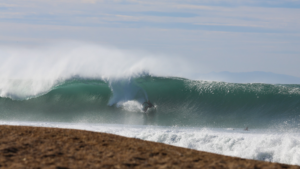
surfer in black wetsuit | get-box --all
[142,100,154,112]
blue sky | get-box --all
[0,0,300,78]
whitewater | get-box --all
[0,43,299,165]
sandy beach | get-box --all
[0,125,298,169]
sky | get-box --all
[0,0,300,79]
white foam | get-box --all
[117,100,144,113]
[1,121,299,165]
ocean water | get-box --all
[0,75,300,165]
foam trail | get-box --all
[118,100,144,112]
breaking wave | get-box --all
[0,75,299,130]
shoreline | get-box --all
[0,125,299,169]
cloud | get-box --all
[174,4,215,10]
[80,0,101,4]
[140,11,198,18]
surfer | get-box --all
[142,100,154,112]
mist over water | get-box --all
[0,42,188,79]
[0,42,300,165]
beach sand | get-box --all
[0,125,299,169]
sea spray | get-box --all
[0,43,188,82]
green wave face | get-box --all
[0,76,300,129]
